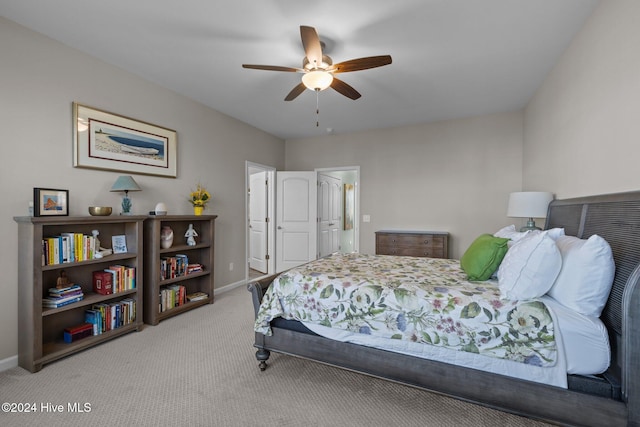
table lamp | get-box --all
[110,175,141,215]
[507,191,554,231]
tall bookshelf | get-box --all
[143,215,216,325]
[14,215,145,372]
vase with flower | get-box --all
[189,183,211,215]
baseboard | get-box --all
[0,355,18,372]
[214,279,247,295]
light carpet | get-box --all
[0,285,552,426]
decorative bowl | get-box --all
[88,206,112,216]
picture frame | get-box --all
[344,183,354,230]
[34,188,69,217]
[73,102,177,178]
[111,235,128,254]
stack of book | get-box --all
[92,266,136,295]
[43,284,84,308]
[89,299,136,333]
[42,232,97,266]
[160,254,189,280]
[186,263,203,274]
[186,291,209,302]
[159,284,186,312]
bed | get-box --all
[247,191,640,426]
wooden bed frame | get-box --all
[247,191,640,426]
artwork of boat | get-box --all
[120,145,159,155]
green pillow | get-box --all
[460,234,509,281]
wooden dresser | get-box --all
[375,230,449,259]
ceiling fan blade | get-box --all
[242,64,302,72]
[330,77,361,100]
[284,82,307,101]
[331,55,392,73]
[242,64,304,73]
[300,26,323,68]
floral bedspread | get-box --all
[255,253,557,367]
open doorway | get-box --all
[316,166,359,254]
[245,163,359,282]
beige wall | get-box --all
[0,17,285,362]
[286,111,524,259]
[524,0,640,197]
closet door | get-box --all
[318,173,342,257]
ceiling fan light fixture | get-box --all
[302,70,333,91]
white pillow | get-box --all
[547,235,615,317]
[497,230,563,300]
[493,225,530,246]
[543,227,566,240]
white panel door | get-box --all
[249,171,268,273]
[318,173,342,257]
[275,171,317,272]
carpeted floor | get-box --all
[0,285,553,426]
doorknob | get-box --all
[277,226,283,230]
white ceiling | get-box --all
[1,0,599,140]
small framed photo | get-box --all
[34,188,69,217]
[112,235,128,254]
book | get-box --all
[186,263,203,274]
[103,269,119,294]
[186,291,209,302]
[42,295,83,308]
[49,284,82,294]
[84,309,102,335]
[48,288,83,299]
[63,323,93,343]
[175,254,188,276]
[92,303,110,332]
[92,270,113,295]
[60,232,76,263]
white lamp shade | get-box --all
[507,192,554,218]
[302,70,334,91]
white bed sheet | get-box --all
[540,295,610,375]
[301,294,610,388]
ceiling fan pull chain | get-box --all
[315,88,320,127]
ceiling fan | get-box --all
[242,26,392,101]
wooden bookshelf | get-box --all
[14,215,145,372]
[143,215,216,325]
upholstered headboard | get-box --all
[545,191,640,396]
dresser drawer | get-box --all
[376,234,444,248]
[376,245,442,257]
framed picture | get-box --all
[344,183,354,230]
[34,188,69,217]
[73,102,177,178]
[111,235,128,254]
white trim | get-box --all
[213,279,247,295]
[0,355,18,372]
